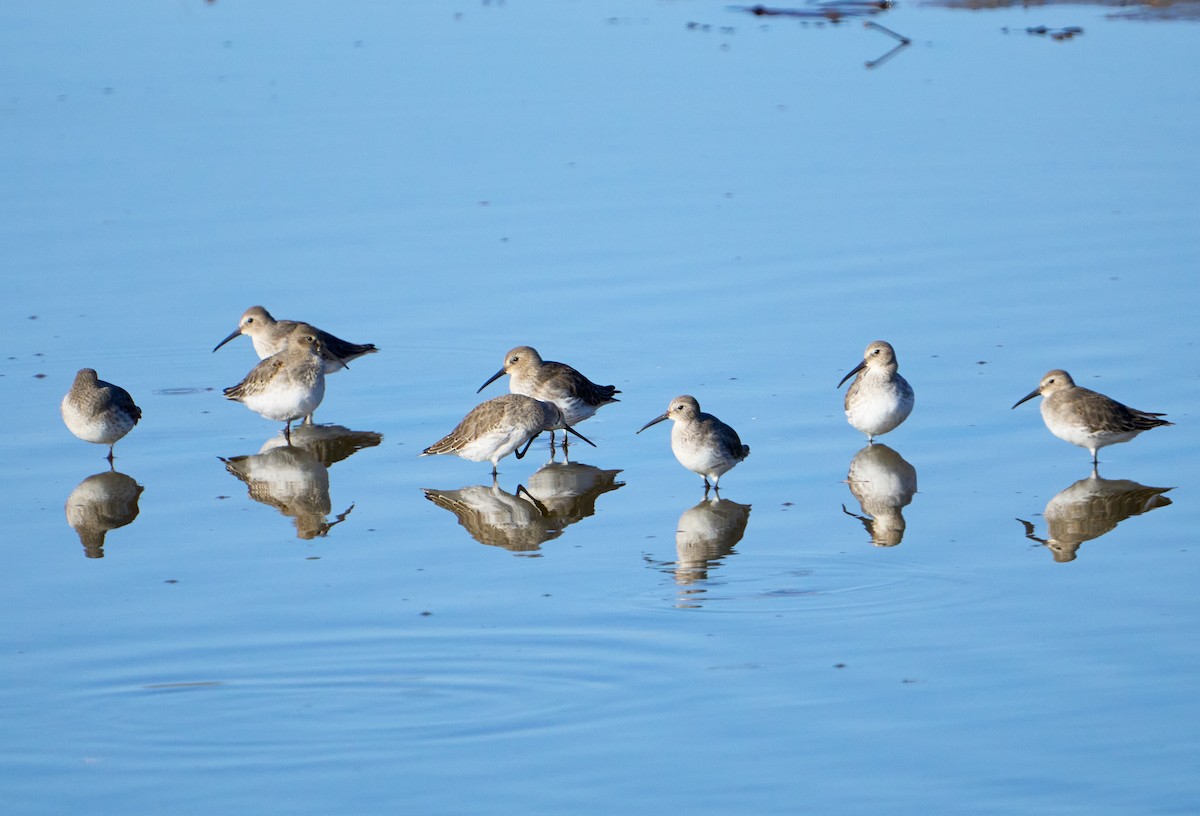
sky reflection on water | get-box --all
[2,1,1199,814]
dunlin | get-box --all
[213,305,377,373]
[477,346,619,449]
[422,394,595,475]
[1012,369,1171,464]
[837,340,914,443]
[223,325,326,443]
[61,368,142,462]
[637,395,749,492]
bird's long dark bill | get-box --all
[837,360,866,389]
[476,368,506,394]
[636,413,669,434]
[565,425,596,447]
[212,328,242,353]
[1011,389,1040,410]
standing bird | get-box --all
[422,394,595,476]
[477,346,619,450]
[61,369,142,463]
[637,395,749,493]
[223,326,326,444]
[213,305,377,374]
[838,340,914,443]
[1012,369,1171,465]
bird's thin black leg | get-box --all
[515,433,539,460]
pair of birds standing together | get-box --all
[61,309,1172,478]
[836,340,1173,466]
[213,306,378,443]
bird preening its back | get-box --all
[61,368,142,463]
[423,394,596,476]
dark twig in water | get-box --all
[864,20,910,44]
[733,2,892,21]
[863,20,910,69]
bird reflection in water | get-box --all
[256,423,384,467]
[643,497,751,608]
[65,470,144,558]
[842,443,917,547]
[222,424,381,539]
[1017,467,1173,563]
[523,461,623,528]
[675,496,751,582]
[423,460,623,555]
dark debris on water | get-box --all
[1003,25,1084,40]
[734,1,894,20]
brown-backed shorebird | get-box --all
[1012,369,1171,464]
[213,305,377,373]
[422,394,595,475]
[61,368,142,463]
[477,346,618,450]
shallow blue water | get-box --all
[2,2,1198,814]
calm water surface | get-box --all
[2,1,1198,814]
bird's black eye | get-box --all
[510,356,519,364]
[245,318,254,324]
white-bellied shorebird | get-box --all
[1012,369,1171,464]
[637,395,749,493]
[223,325,326,443]
[422,394,594,475]
[61,368,142,463]
[837,340,913,443]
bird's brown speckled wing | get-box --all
[1070,388,1171,433]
